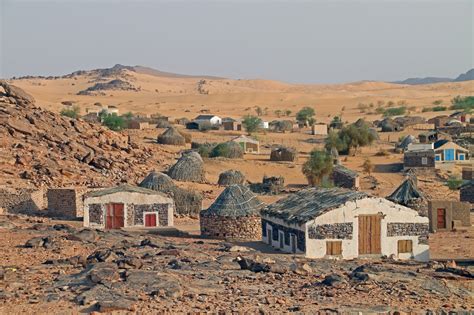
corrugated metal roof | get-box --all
[261,187,368,224]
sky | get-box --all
[0,0,473,83]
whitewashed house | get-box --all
[259,121,269,129]
[261,188,429,261]
[193,115,222,125]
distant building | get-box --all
[460,180,474,204]
[193,115,222,125]
[127,120,150,130]
[47,188,87,218]
[259,121,269,129]
[428,200,471,232]
[449,111,470,124]
[222,118,242,131]
[231,135,259,153]
[462,167,474,181]
[404,149,435,169]
[331,165,359,190]
[261,188,429,261]
[433,140,469,162]
[427,115,450,128]
[418,131,439,144]
[311,123,328,136]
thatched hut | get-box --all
[157,127,186,145]
[200,185,264,240]
[210,141,244,159]
[396,135,416,152]
[168,151,206,182]
[139,171,203,216]
[387,177,427,216]
[270,146,297,162]
[218,170,245,186]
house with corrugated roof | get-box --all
[433,140,469,163]
[261,188,429,261]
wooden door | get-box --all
[145,213,157,227]
[358,215,381,255]
[437,208,446,229]
[105,203,124,229]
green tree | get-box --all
[60,105,80,119]
[285,110,292,117]
[122,111,134,120]
[255,106,263,116]
[302,150,333,186]
[296,107,315,125]
[102,113,125,131]
[307,117,316,126]
[325,130,345,152]
[446,176,463,190]
[242,115,262,134]
[274,110,282,118]
[337,122,376,155]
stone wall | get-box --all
[387,223,429,245]
[428,200,471,232]
[0,187,46,214]
[200,215,261,241]
[89,204,103,224]
[331,170,359,190]
[133,203,169,226]
[262,219,305,252]
[307,223,353,240]
[47,188,87,218]
[460,185,473,204]
[403,151,435,169]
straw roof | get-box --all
[387,177,424,206]
[270,146,298,162]
[218,169,246,186]
[157,127,186,145]
[201,184,263,217]
[262,187,368,224]
[139,171,175,192]
[168,151,205,182]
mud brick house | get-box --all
[311,123,328,136]
[428,200,471,232]
[261,188,429,261]
[0,187,45,214]
[433,140,470,163]
[83,185,174,229]
[403,149,435,170]
[222,118,242,131]
[47,188,87,218]
[127,120,150,130]
[460,180,474,204]
[200,185,264,241]
[331,165,360,190]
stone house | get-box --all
[47,188,87,218]
[261,188,429,261]
[200,185,264,241]
[403,149,435,169]
[330,165,359,190]
[428,200,471,232]
[0,187,46,214]
[127,120,150,130]
[83,185,174,229]
[231,135,259,153]
[434,140,469,163]
[460,180,473,204]
[222,118,242,131]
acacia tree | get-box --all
[242,115,262,134]
[296,107,315,126]
[302,150,333,186]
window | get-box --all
[459,154,465,161]
[421,157,427,165]
[398,240,413,253]
[326,241,342,255]
[435,155,441,161]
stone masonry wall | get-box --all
[460,185,474,204]
[89,204,103,224]
[134,203,169,226]
[0,187,46,214]
[387,223,429,245]
[308,223,353,240]
[331,171,359,190]
[200,215,261,241]
[47,188,87,218]
[262,219,306,252]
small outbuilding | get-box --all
[231,135,260,153]
[311,123,328,136]
[403,149,435,170]
[168,151,206,183]
[330,165,360,190]
[428,200,471,232]
[83,185,174,229]
[222,118,242,131]
[270,146,297,162]
[200,185,264,240]
[157,127,186,146]
[47,187,87,218]
[261,188,429,261]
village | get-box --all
[0,67,473,313]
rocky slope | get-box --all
[0,81,173,188]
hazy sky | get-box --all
[1,0,473,83]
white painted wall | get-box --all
[262,197,429,261]
[83,191,174,228]
[195,116,222,125]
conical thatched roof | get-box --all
[168,151,205,182]
[387,178,424,206]
[139,171,175,191]
[218,169,245,186]
[202,184,263,217]
[157,127,185,145]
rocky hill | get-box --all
[0,80,173,188]
[394,68,474,85]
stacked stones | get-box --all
[47,188,87,218]
[200,185,264,241]
[331,165,359,190]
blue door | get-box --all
[444,149,455,161]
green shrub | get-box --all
[296,107,315,124]
[60,106,80,119]
[422,107,432,113]
[102,114,125,131]
[383,106,406,117]
[210,142,243,159]
[302,150,333,186]
[432,106,447,112]
[242,115,262,133]
[446,176,463,190]
[450,96,474,112]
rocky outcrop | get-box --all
[77,79,139,95]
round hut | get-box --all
[218,169,246,186]
[270,146,298,162]
[139,170,203,216]
[200,184,264,240]
[157,127,186,145]
[168,151,206,182]
[210,141,244,159]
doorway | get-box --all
[437,208,446,229]
[144,213,157,227]
[105,203,124,229]
[358,215,381,255]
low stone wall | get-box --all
[387,222,429,245]
[200,215,261,241]
[0,187,46,214]
[47,188,87,218]
[308,223,353,240]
